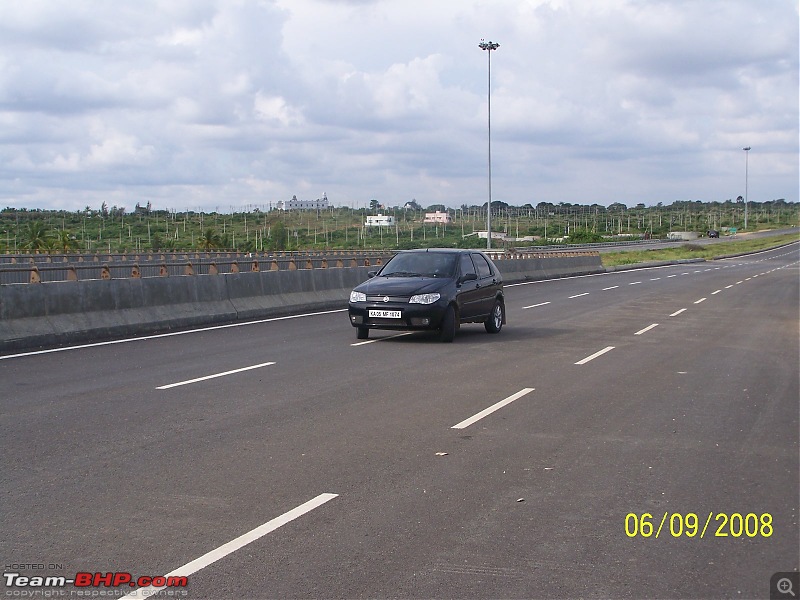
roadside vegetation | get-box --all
[1,198,796,255]
[601,233,799,267]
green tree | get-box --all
[567,228,604,243]
[198,227,221,250]
[54,230,79,253]
[270,221,287,251]
[21,221,51,251]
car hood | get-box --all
[354,276,447,296]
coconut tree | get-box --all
[198,227,221,251]
[54,229,79,253]
[21,221,51,252]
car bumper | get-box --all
[348,301,448,331]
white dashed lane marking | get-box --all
[575,346,615,365]
[634,324,659,336]
[452,388,535,429]
[121,493,338,599]
[156,362,276,390]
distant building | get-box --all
[423,211,452,224]
[365,214,395,227]
[476,231,508,240]
[277,193,329,211]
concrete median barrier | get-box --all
[0,253,602,352]
[494,253,602,281]
[224,267,372,319]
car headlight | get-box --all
[350,290,367,303]
[409,293,441,304]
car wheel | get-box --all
[484,299,504,334]
[356,326,369,340]
[439,305,456,343]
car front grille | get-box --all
[369,317,409,326]
[366,295,409,303]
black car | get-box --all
[348,248,505,342]
[707,229,720,238]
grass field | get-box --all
[601,232,799,267]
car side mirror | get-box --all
[367,270,377,278]
[458,273,478,284]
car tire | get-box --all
[356,326,369,340]
[484,299,504,334]
[439,305,456,343]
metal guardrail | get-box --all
[0,252,396,285]
[0,249,391,266]
[0,249,600,285]
[514,238,680,252]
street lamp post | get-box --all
[479,39,499,250]
[742,147,751,230]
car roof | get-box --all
[398,248,480,254]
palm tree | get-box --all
[198,228,221,251]
[21,221,51,252]
[54,230,78,253]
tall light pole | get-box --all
[742,147,751,229]
[479,39,499,250]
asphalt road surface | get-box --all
[2,243,798,599]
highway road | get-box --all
[2,243,798,599]
[520,227,799,254]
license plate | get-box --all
[369,309,401,319]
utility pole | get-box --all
[743,147,751,229]
[479,39,499,249]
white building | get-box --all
[476,230,508,240]
[277,193,329,211]
[423,211,452,224]
[365,214,395,227]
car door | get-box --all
[470,252,499,317]
[456,253,482,320]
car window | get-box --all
[381,253,457,278]
[471,253,493,279]
[459,254,477,277]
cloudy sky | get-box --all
[0,0,797,213]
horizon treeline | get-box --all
[1,198,796,254]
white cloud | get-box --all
[254,94,305,126]
[0,0,796,211]
[86,132,156,168]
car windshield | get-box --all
[380,252,457,278]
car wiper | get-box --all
[384,271,422,277]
